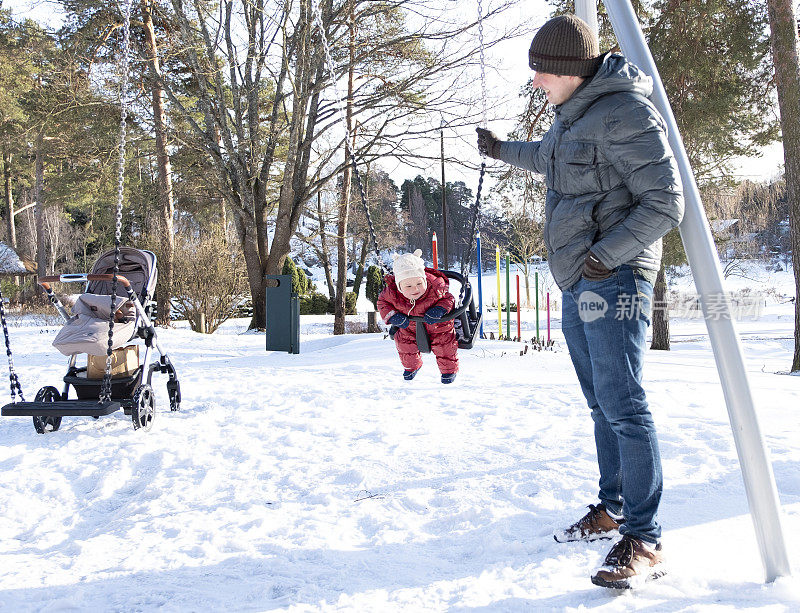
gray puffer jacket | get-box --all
[497,53,684,290]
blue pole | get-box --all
[476,232,483,338]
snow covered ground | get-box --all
[1,264,800,611]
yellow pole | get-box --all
[496,245,502,338]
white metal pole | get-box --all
[603,0,791,582]
[575,0,599,35]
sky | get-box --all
[3,0,785,190]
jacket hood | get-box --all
[556,53,653,125]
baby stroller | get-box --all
[1,247,181,433]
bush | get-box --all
[345,291,357,315]
[300,291,331,315]
[281,256,301,295]
[0,279,22,303]
[297,268,309,295]
[299,292,357,315]
[365,265,383,309]
[280,257,313,295]
[172,228,249,334]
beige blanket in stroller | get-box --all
[52,294,136,357]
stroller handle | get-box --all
[39,274,132,291]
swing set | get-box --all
[310,0,489,353]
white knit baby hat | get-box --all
[392,249,426,284]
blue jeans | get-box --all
[561,265,662,544]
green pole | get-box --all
[496,246,502,337]
[505,253,511,340]
[535,271,540,342]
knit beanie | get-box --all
[528,14,602,77]
[392,249,426,284]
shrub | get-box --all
[172,227,249,334]
[300,291,331,315]
[0,279,21,303]
[365,265,383,309]
[297,268,309,295]
[281,256,302,295]
[345,291,357,315]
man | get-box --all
[477,14,684,589]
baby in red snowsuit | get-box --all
[377,249,459,384]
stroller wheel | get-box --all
[32,386,63,434]
[131,384,155,431]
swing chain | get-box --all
[348,151,383,270]
[0,284,24,403]
[100,0,131,404]
[461,161,485,283]
[477,0,487,130]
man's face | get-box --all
[531,72,585,105]
[398,276,427,301]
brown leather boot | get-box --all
[553,503,622,543]
[591,535,666,589]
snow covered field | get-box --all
[1,265,800,611]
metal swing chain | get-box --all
[100,0,131,404]
[311,0,386,275]
[348,152,384,272]
[460,0,488,288]
[0,285,24,403]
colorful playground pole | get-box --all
[546,292,551,343]
[476,232,483,338]
[431,232,438,270]
[505,253,511,340]
[516,273,521,341]
[495,246,502,337]
[535,271,540,341]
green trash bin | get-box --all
[265,274,299,353]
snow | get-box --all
[1,264,800,611]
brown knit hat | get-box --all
[528,15,602,77]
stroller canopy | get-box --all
[87,247,157,303]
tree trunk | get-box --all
[766,0,800,372]
[352,236,369,297]
[316,192,335,299]
[142,0,176,326]
[232,202,267,329]
[523,268,531,308]
[34,129,46,278]
[650,264,670,350]
[3,147,15,249]
[334,0,356,335]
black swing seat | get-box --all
[389,270,482,352]
[2,399,121,417]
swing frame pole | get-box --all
[592,0,790,582]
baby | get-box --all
[377,249,459,383]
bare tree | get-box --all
[156,0,522,329]
[334,0,356,335]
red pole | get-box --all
[516,273,521,341]
[547,292,551,343]
[432,232,438,270]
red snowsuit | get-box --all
[377,268,458,375]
